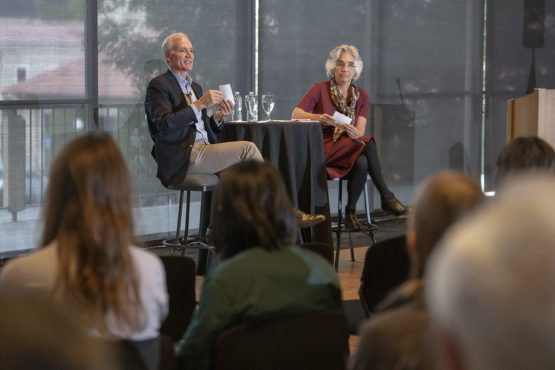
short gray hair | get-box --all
[325,44,363,81]
[162,33,189,56]
[426,173,555,370]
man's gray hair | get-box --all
[162,33,189,56]
[325,44,363,81]
[426,173,555,370]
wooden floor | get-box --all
[337,245,370,355]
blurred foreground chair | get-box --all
[214,311,349,370]
[117,334,175,370]
[358,235,410,316]
[159,255,196,342]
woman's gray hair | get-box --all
[162,33,188,55]
[325,44,363,81]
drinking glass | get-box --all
[248,95,258,121]
[244,94,252,121]
[245,94,258,121]
[261,94,275,121]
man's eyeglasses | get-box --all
[336,61,355,68]
[177,47,194,54]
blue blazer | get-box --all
[144,69,221,186]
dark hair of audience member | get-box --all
[41,132,144,336]
[408,171,484,278]
[495,136,555,187]
[212,160,297,260]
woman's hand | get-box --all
[319,113,336,126]
[343,123,361,140]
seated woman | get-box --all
[292,44,407,231]
[175,160,343,370]
[0,133,168,343]
[352,171,484,370]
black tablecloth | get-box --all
[220,121,332,246]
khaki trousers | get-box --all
[187,140,263,174]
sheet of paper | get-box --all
[218,84,234,102]
[333,111,352,125]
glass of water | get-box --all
[245,93,258,121]
[261,94,275,121]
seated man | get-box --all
[145,32,324,227]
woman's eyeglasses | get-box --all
[336,61,355,68]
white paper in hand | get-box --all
[333,111,352,125]
[218,84,234,102]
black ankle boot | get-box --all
[381,194,408,216]
[345,208,363,231]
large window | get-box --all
[1,0,555,255]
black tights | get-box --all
[346,138,392,210]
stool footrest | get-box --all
[163,237,216,256]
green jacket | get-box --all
[176,245,342,370]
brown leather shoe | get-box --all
[381,194,408,216]
[293,208,326,228]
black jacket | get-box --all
[144,69,221,186]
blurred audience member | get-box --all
[426,173,555,370]
[495,136,554,187]
[176,160,342,370]
[353,171,484,370]
[0,133,168,342]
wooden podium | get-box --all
[506,88,555,148]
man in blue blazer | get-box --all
[145,32,262,186]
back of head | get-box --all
[213,160,296,259]
[426,173,555,370]
[42,132,142,336]
[43,132,134,248]
[495,136,555,187]
[409,171,484,277]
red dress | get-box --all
[297,81,371,179]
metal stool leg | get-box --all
[184,190,191,242]
[170,190,185,256]
[363,182,377,244]
[334,179,343,270]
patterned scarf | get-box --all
[330,79,359,141]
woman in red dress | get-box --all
[292,44,407,231]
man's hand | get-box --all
[214,99,234,122]
[193,90,223,111]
